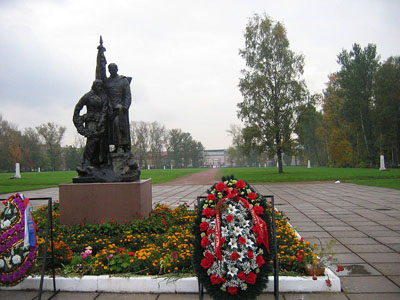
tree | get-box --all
[295,94,327,166]
[149,122,167,168]
[336,43,380,166]
[237,14,306,173]
[375,56,400,167]
[0,114,20,171]
[36,122,66,171]
[167,129,185,168]
[190,141,205,168]
[166,129,204,168]
[130,121,150,167]
[63,145,82,170]
[319,75,353,167]
[226,124,263,166]
[20,127,44,170]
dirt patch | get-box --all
[155,168,222,185]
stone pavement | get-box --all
[1,181,400,299]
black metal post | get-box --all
[270,195,279,300]
[197,196,206,300]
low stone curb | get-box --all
[0,268,340,293]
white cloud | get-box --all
[0,0,399,149]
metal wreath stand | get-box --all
[0,197,60,300]
[196,194,279,300]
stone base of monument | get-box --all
[59,179,152,226]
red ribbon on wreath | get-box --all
[213,189,270,262]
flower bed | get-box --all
[0,186,343,293]
[28,199,323,280]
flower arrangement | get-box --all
[193,176,273,300]
[29,190,327,283]
[303,238,344,282]
[0,194,37,286]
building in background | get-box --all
[204,149,230,167]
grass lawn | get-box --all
[0,168,205,194]
[220,167,400,190]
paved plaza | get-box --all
[1,181,399,299]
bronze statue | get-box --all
[106,63,132,153]
[73,79,108,173]
[72,37,140,183]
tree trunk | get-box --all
[277,147,283,173]
[359,109,371,164]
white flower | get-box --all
[3,219,11,228]
[228,238,238,249]
[233,226,243,236]
[227,266,238,277]
[227,204,238,215]
[221,226,228,237]
[239,219,250,228]
[0,259,4,268]
[12,255,21,265]
[237,251,245,262]
[245,239,254,248]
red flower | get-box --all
[100,221,105,224]
[162,219,167,225]
[226,188,237,199]
[254,205,264,215]
[247,250,254,259]
[204,251,215,262]
[206,228,213,236]
[201,236,210,248]
[109,220,115,224]
[171,251,179,260]
[238,236,246,244]
[202,207,216,218]
[245,272,257,285]
[237,272,246,280]
[207,194,216,201]
[297,255,303,262]
[256,255,265,267]
[230,252,239,260]
[226,215,234,222]
[236,179,246,189]
[336,265,344,272]
[216,182,226,192]
[220,237,226,244]
[248,192,258,200]
[228,286,238,295]
[312,276,317,280]
[127,252,134,256]
[118,248,126,252]
[325,279,332,287]
[200,222,209,231]
[210,274,221,285]
[220,277,227,283]
[201,258,213,269]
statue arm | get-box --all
[122,78,132,109]
[73,94,89,136]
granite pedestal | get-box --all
[59,179,152,226]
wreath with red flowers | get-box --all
[0,194,37,286]
[193,176,273,300]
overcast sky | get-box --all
[1,0,399,150]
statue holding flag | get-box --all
[72,36,140,183]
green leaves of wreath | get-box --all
[192,176,273,300]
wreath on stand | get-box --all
[193,176,273,300]
[0,194,37,286]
